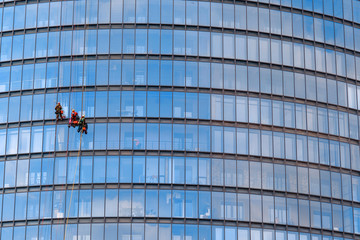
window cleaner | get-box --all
[55,102,65,121]
[68,109,80,128]
[77,115,88,134]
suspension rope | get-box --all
[63,4,86,239]
[63,132,82,240]
[39,90,60,228]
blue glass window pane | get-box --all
[293,14,303,38]
[3,193,15,221]
[110,29,122,54]
[85,0,97,24]
[78,190,91,217]
[121,91,133,117]
[0,66,10,92]
[334,23,345,48]
[120,156,132,182]
[199,32,210,57]
[199,191,211,219]
[133,156,145,183]
[0,162,4,188]
[96,61,109,86]
[135,29,148,54]
[135,60,147,84]
[160,92,172,118]
[0,36,12,62]
[334,0,343,18]
[35,32,48,58]
[6,128,18,155]
[249,98,260,124]
[159,156,172,183]
[212,126,223,153]
[24,4,38,28]
[147,123,159,150]
[161,30,173,55]
[172,157,185,184]
[160,124,172,150]
[98,0,110,23]
[27,192,40,219]
[0,129,6,155]
[93,156,106,183]
[46,32,59,57]
[186,31,198,57]
[61,1,73,25]
[73,0,85,24]
[172,190,185,218]
[333,204,344,231]
[91,224,104,240]
[14,226,25,240]
[148,30,160,54]
[342,174,352,201]
[14,5,25,31]
[147,91,159,117]
[285,134,296,160]
[98,30,110,54]
[66,157,80,184]
[143,0,157,22]
[94,123,107,149]
[123,0,135,22]
[122,60,134,85]
[18,128,30,154]
[85,30,97,54]
[159,190,171,217]
[42,158,54,185]
[174,30,185,55]
[211,2,222,27]
[173,61,185,86]
[303,16,314,40]
[12,35,24,61]
[145,157,158,184]
[92,190,105,217]
[33,63,46,89]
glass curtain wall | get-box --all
[0,0,359,239]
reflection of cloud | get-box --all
[119,200,131,216]
[119,200,131,208]
[106,198,118,213]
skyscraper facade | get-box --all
[0,0,360,239]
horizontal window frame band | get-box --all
[0,181,359,208]
[0,18,359,55]
[1,122,360,173]
[1,60,360,114]
[0,58,360,113]
[2,85,360,116]
[2,90,359,141]
[1,118,359,145]
[1,24,360,61]
[0,56,359,113]
[0,218,355,239]
[1,54,359,93]
[0,188,358,235]
[1,150,359,180]
[0,0,359,28]
[0,30,359,80]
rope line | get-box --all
[39,89,60,232]
[63,132,82,240]
[63,3,84,239]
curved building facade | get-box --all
[0,0,360,239]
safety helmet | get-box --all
[82,115,85,118]
[57,102,60,104]
[72,109,75,112]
